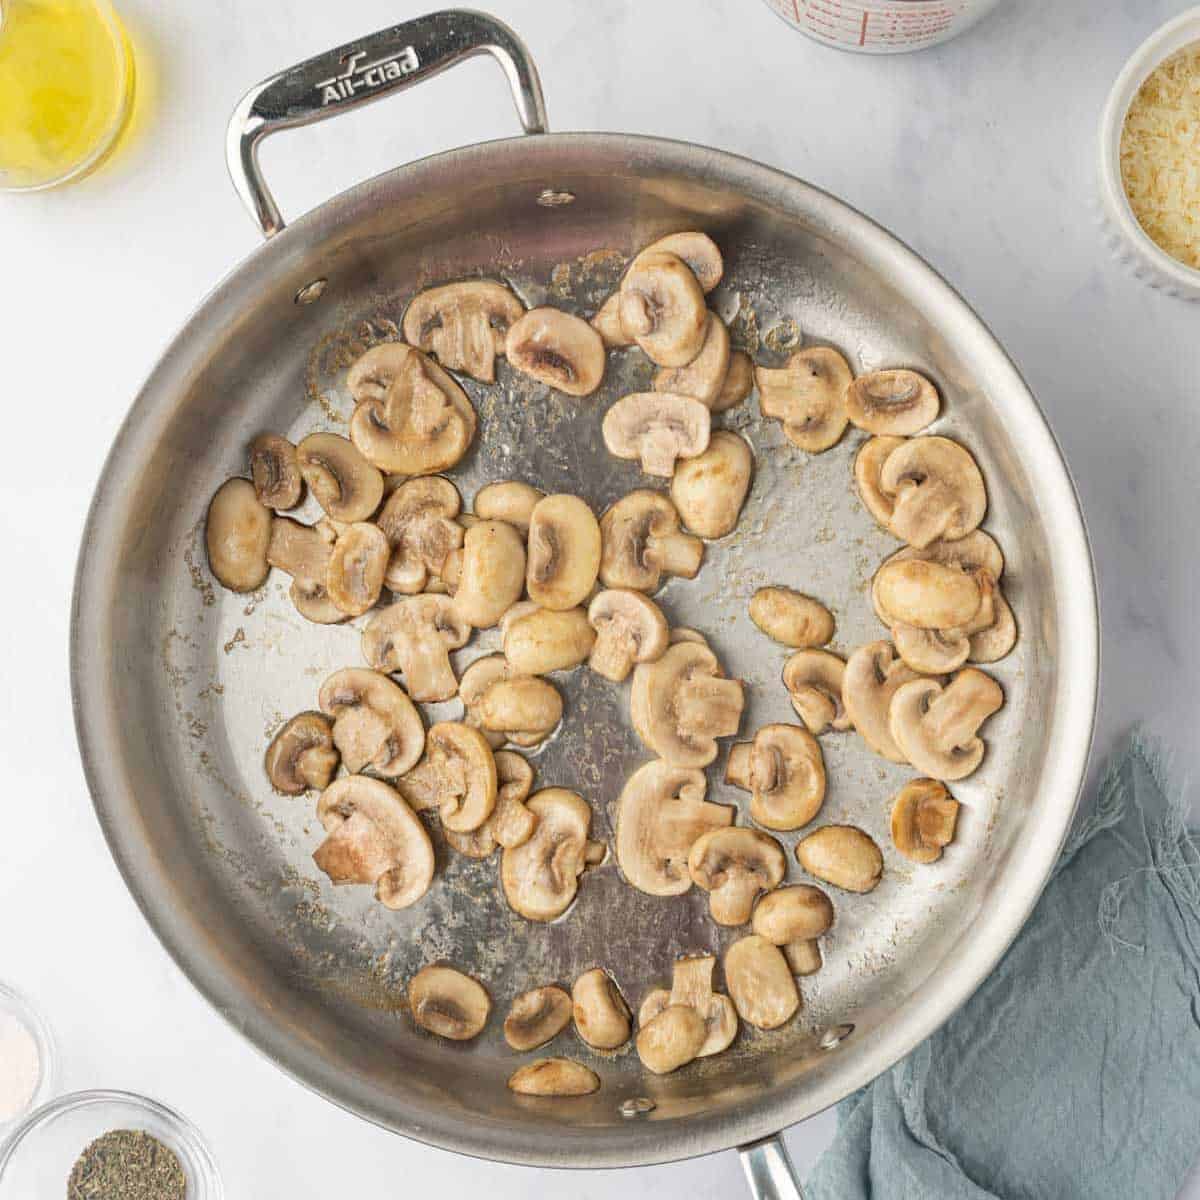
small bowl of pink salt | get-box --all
[0,980,57,1135]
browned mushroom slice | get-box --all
[361,595,471,702]
[477,676,563,748]
[473,480,544,534]
[457,654,510,750]
[508,1058,600,1097]
[587,589,669,682]
[888,668,1003,781]
[879,436,987,548]
[669,431,754,540]
[501,604,597,675]
[264,713,339,795]
[602,393,710,477]
[444,749,536,858]
[842,641,921,763]
[653,313,730,408]
[688,828,787,925]
[318,667,425,778]
[712,350,754,413]
[506,307,606,397]
[408,964,491,1039]
[873,558,983,631]
[326,522,389,616]
[796,825,884,894]
[526,494,602,610]
[618,250,708,366]
[295,433,384,523]
[723,935,800,1030]
[750,587,835,648]
[504,985,572,1051]
[891,778,960,863]
[846,369,939,436]
[726,724,826,831]
[314,776,434,909]
[452,519,526,628]
[402,280,524,383]
[635,231,723,294]
[756,347,853,453]
[590,293,632,348]
[375,475,463,594]
[424,722,498,833]
[599,490,703,592]
[752,885,835,976]
[638,956,738,1057]
[249,434,302,510]
[501,788,597,921]
[206,478,271,592]
[636,1005,707,1075]
[782,650,851,735]
[572,969,632,1049]
[266,516,344,624]
[854,435,907,529]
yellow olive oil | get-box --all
[0,0,134,190]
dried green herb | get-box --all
[67,1128,186,1200]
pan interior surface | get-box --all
[72,135,1096,1167]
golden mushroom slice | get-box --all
[401,279,524,383]
[457,654,511,749]
[845,368,940,436]
[452,519,526,628]
[264,713,339,795]
[572,969,632,1049]
[638,956,738,1058]
[587,589,669,682]
[654,313,730,408]
[266,516,344,623]
[508,1058,600,1097]
[889,668,1003,781]
[590,293,632,348]
[670,430,754,540]
[501,603,596,675]
[796,826,884,894]
[318,667,425,778]
[602,393,711,477]
[375,475,463,594]
[782,650,851,735]
[873,558,983,631]
[726,724,826,832]
[615,760,733,896]
[506,307,606,397]
[854,435,907,529]
[756,347,853,453]
[750,587,835,648]
[474,480,544,534]
[879,436,987,548]
[752,885,835,976]
[444,749,537,858]
[618,249,708,366]
[326,522,389,616]
[249,434,302,511]
[599,490,703,592]
[501,788,598,921]
[314,776,434,909]
[206,478,272,592]
[723,935,799,1030]
[842,641,922,763]
[713,350,754,413]
[635,231,723,294]
[347,344,476,475]
[636,1006,707,1075]
[361,595,471,702]
[630,641,744,768]
[891,778,960,863]
[408,964,490,1040]
[425,722,498,833]
[477,676,563,747]
[504,985,572,1051]
[296,433,384,523]
[688,828,787,925]
[526,494,602,610]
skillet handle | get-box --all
[226,9,548,239]
[739,1134,806,1199]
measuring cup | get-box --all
[760,0,1005,53]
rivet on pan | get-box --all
[818,1023,855,1051]
[294,278,328,305]
[537,188,576,208]
[619,1097,656,1118]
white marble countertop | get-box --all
[2,0,1198,1194]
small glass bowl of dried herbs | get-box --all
[0,1089,221,1199]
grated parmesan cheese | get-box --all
[1119,44,1200,270]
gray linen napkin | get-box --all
[808,732,1200,1200]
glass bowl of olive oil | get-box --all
[0,0,135,192]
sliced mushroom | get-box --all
[423,722,497,832]
[726,724,826,831]
[295,433,384,523]
[474,480,544,534]
[854,435,906,528]
[318,667,425,778]
[504,985,573,1051]
[712,350,754,413]
[756,347,853,453]
[249,434,302,510]
[572,969,632,1049]
[402,279,524,382]
[501,788,597,921]
[587,589,669,682]
[842,641,922,763]
[508,1058,600,1097]
[782,650,851,735]
[891,778,960,863]
[206,478,272,593]
[408,964,490,1040]
[325,522,389,616]
[654,313,730,408]
[873,558,983,631]
[631,641,744,768]
[723,935,799,1030]
[361,596,471,702]
[590,293,632,348]
[796,825,883,893]
[968,583,1017,663]
[879,436,987,548]
[638,955,737,1058]
[314,776,434,909]
[375,476,463,594]
[526,494,602,610]
[477,676,563,747]
[636,1005,707,1075]
[636,231,723,293]
[688,828,786,925]
[670,626,710,648]
[444,749,537,858]
[266,516,344,623]
[752,885,835,976]
[458,655,512,749]
[602,393,711,477]
[750,587,834,648]
[670,430,754,540]
[505,307,606,397]
[846,368,939,435]
[264,713,339,795]
[615,760,733,896]
[618,250,708,366]
[599,490,703,592]
[347,344,476,475]
[449,519,526,628]
[888,668,1003,781]
[501,604,596,675]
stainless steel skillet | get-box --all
[70,11,1098,1196]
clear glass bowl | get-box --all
[0,1090,222,1198]
[0,982,57,1134]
